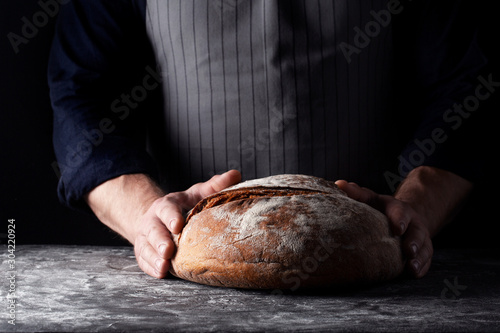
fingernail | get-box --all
[411,244,418,256]
[399,222,405,234]
[412,260,420,273]
[169,218,177,230]
[158,244,167,256]
[155,258,163,270]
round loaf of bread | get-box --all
[170,174,404,289]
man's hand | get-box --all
[335,166,473,278]
[85,170,241,279]
[335,180,433,278]
[134,170,241,278]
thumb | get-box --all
[188,169,242,203]
[335,180,379,207]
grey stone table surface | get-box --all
[1,245,499,332]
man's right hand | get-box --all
[134,170,242,278]
[85,170,241,279]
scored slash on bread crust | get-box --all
[186,187,331,224]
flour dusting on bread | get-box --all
[170,174,404,289]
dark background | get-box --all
[1,1,498,247]
[1,1,129,245]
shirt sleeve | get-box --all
[394,0,488,182]
[49,0,159,211]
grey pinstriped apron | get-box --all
[145,0,397,193]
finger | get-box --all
[189,169,242,203]
[380,198,412,236]
[407,241,433,278]
[402,222,428,259]
[139,255,168,279]
[135,236,170,278]
[146,220,176,260]
[208,169,242,192]
[153,196,186,235]
[336,181,411,236]
[335,180,379,207]
[402,223,433,277]
[414,245,433,278]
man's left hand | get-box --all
[335,180,433,278]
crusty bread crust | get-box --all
[170,174,404,289]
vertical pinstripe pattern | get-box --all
[146,0,395,193]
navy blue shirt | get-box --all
[49,0,487,211]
